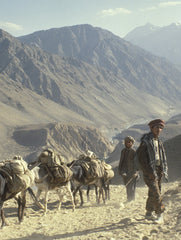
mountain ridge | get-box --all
[124,22,181,65]
[18,24,181,100]
[0,25,181,161]
[1,26,181,131]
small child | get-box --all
[118,136,139,202]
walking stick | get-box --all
[125,175,136,187]
[120,172,139,194]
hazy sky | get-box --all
[1,0,181,37]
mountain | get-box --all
[1,26,181,132]
[1,25,181,161]
[0,28,138,130]
[124,23,181,65]
[18,24,181,99]
[124,23,160,39]
[0,122,113,162]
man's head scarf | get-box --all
[148,119,165,129]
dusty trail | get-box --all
[0,181,181,240]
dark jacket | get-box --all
[136,132,168,180]
[118,147,136,177]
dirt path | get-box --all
[0,181,181,240]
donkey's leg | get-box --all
[73,184,84,206]
[17,192,26,224]
[102,179,108,201]
[87,185,91,202]
[107,181,110,200]
[35,188,46,210]
[20,191,26,223]
[0,199,3,213]
[0,177,8,227]
[79,187,84,206]
[56,188,64,211]
[97,186,102,204]
[17,195,22,223]
[99,181,106,204]
[73,185,80,205]
[36,189,42,201]
[95,185,99,203]
[44,190,49,214]
[66,182,75,211]
[0,176,8,227]
[96,179,105,204]
[0,204,8,228]
[100,186,106,204]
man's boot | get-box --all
[145,211,157,220]
[154,213,164,224]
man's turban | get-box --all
[148,119,165,129]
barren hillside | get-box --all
[0,122,113,162]
[0,26,181,180]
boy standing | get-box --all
[118,136,138,202]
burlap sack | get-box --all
[2,158,28,176]
[104,169,114,180]
[39,150,62,167]
[90,160,102,178]
[51,165,73,183]
[7,169,34,193]
[101,161,112,170]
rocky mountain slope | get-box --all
[1,25,181,162]
[0,122,113,162]
[1,27,175,133]
[18,24,181,99]
[124,23,181,65]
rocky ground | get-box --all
[0,180,181,240]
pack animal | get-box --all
[30,164,75,214]
[87,166,114,202]
[68,156,106,206]
[0,156,39,227]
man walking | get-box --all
[136,119,168,223]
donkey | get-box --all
[86,168,114,202]
[0,168,39,227]
[30,165,75,214]
[68,161,105,206]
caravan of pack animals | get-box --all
[0,118,181,240]
[0,147,114,224]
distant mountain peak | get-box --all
[145,22,157,28]
[167,22,181,28]
[124,22,181,65]
[124,23,160,40]
[175,22,181,26]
